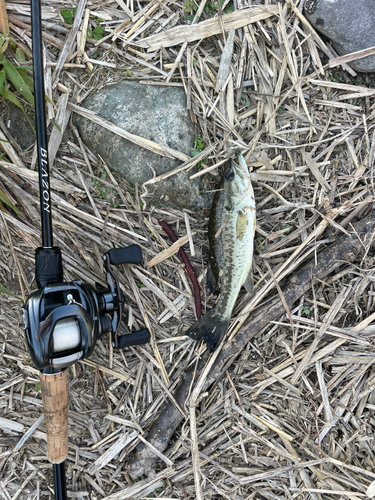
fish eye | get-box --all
[225,169,235,181]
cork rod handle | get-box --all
[40,369,69,464]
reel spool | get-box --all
[52,318,81,353]
[23,245,150,371]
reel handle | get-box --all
[108,245,143,265]
[117,328,150,349]
[39,369,69,464]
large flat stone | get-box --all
[74,81,209,210]
[304,0,375,72]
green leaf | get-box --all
[36,382,41,392]
[300,305,310,316]
[0,68,5,90]
[0,188,21,214]
[0,85,25,110]
[87,29,93,38]
[191,135,204,157]
[224,2,234,14]
[50,119,62,133]
[0,86,35,134]
[0,33,8,53]
[0,284,22,300]
[93,25,104,39]
[3,59,34,104]
[184,0,195,11]
[60,9,73,25]
[72,6,77,16]
[16,68,34,92]
[15,47,25,63]
[13,65,33,70]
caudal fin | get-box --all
[186,309,230,352]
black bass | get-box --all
[186,151,256,352]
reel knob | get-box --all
[116,328,150,349]
[108,245,142,265]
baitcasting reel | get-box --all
[23,244,150,370]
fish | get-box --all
[186,151,256,352]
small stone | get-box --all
[0,100,35,150]
[74,81,209,211]
[304,0,375,72]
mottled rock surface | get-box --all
[304,0,375,72]
[74,81,208,210]
[0,100,35,150]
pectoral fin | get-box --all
[207,264,218,293]
[243,269,254,297]
[236,211,248,241]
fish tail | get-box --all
[186,309,230,352]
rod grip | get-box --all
[40,369,69,464]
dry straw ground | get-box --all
[1,0,375,498]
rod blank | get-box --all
[31,0,53,248]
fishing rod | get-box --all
[23,1,150,498]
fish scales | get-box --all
[186,151,255,352]
[212,184,254,318]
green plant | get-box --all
[204,1,219,15]
[241,92,250,107]
[0,48,34,105]
[184,0,233,20]
[257,236,263,248]
[88,24,104,40]
[191,135,204,157]
[184,0,196,21]
[0,176,22,218]
[184,0,196,13]
[0,186,21,214]
[300,305,310,316]
[0,33,36,134]
[223,1,235,14]
[60,7,77,25]
[88,18,106,40]
[0,284,22,299]
[325,68,345,84]
[279,225,291,239]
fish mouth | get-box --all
[232,151,249,179]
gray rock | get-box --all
[74,81,208,210]
[0,100,35,150]
[304,0,375,72]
